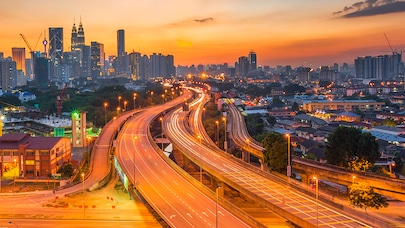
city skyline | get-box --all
[1,0,405,68]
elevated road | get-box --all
[115,90,250,228]
[164,92,372,227]
[227,101,405,201]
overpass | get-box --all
[164,91,376,227]
[226,100,405,201]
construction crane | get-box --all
[384,33,398,55]
[19,33,42,53]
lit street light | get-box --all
[216,184,221,228]
[81,172,85,218]
[13,158,16,190]
[215,120,219,147]
[222,116,227,152]
[104,102,108,125]
[197,135,202,183]
[159,117,164,151]
[286,134,291,179]
[313,176,319,227]
[118,96,122,110]
[124,101,128,112]
[352,175,356,185]
[133,93,137,110]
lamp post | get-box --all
[159,117,164,151]
[134,136,138,188]
[150,91,154,105]
[216,184,221,228]
[124,101,128,112]
[81,172,85,218]
[286,134,291,179]
[352,175,356,185]
[13,158,16,189]
[215,120,219,147]
[222,116,227,152]
[118,96,122,111]
[313,176,319,227]
[116,107,120,116]
[133,93,137,110]
[104,102,108,125]
[198,135,202,183]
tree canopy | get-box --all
[349,183,388,212]
[324,126,380,168]
[262,132,290,173]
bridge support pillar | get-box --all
[182,154,190,170]
[259,158,267,171]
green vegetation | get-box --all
[202,100,226,150]
[261,132,291,173]
[324,126,380,169]
[348,183,388,212]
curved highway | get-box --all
[164,92,372,227]
[115,90,249,228]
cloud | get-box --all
[333,0,405,18]
[194,18,214,23]
[169,17,215,26]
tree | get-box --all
[324,126,380,167]
[349,183,388,213]
[262,132,289,173]
[291,102,299,112]
[382,118,396,127]
[59,163,74,177]
[245,114,264,136]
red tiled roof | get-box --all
[0,133,63,150]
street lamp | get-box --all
[286,134,291,179]
[118,96,122,110]
[104,102,108,125]
[197,135,202,183]
[124,101,128,112]
[159,117,164,151]
[215,120,219,147]
[81,172,85,218]
[313,176,319,227]
[116,107,120,116]
[222,116,227,152]
[13,158,16,189]
[133,136,138,188]
[216,184,221,228]
[352,175,356,185]
[133,93,137,110]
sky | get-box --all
[1,0,405,68]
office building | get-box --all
[12,47,26,75]
[248,51,257,72]
[0,57,17,90]
[48,27,63,60]
[117,29,125,57]
[91,41,104,79]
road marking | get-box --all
[170,214,176,219]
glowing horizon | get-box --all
[1,0,405,68]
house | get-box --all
[0,133,71,178]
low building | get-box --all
[0,133,71,178]
[302,100,384,113]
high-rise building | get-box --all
[71,20,87,78]
[49,28,63,60]
[248,51,257,72]
[355,53,403,80]
[117,29,125,57]
[129,52,141,81]
[91,41,104,79]
[237,56,249,77]
[12,48,26,75]
[0,57,17,90]
[33,53,49,89]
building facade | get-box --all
[0,133,71,178]
[302,100,385,113]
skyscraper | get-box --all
[248,51,257,72]
[12,47,26,75]
[91,41,104,79]
[49,28,63,60]
[117,29,125,57]
[0,57,17,90]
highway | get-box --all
[115,90,250,228]
[164,92,373,227]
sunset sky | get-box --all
[1,0,405,68]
